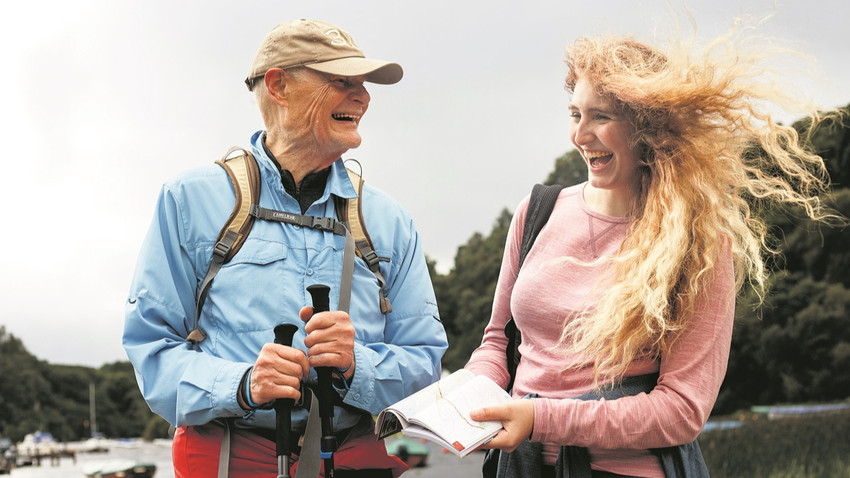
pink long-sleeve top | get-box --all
[465,184,735,477]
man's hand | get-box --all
[300,306,356,381]
[470,399,535,453]
[247,342,310,406]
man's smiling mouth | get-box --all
[332,113,359,124]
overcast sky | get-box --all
[1,0,847,367]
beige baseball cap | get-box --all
[245,19,403,90]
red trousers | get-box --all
[172,421,408,477]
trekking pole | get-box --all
[306,284,337,478]
[273,323,299,478]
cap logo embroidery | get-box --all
[324,29,349,47]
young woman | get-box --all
[466,27,839,478]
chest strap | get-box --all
[189,204,357,344]
[188,150,391,344]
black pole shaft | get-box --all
[306,284,336,478]
[273,323,298,478]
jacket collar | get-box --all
[250,130,358,204]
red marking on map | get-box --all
[452,441,465,452]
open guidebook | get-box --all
[374,369,513,457]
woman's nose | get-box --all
[571,119,593,146]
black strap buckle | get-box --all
[361,249,380,270]
[213,230,238,259]
[311,216,335,231]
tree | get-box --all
[794,104,850,188]
[0,329,167,443]
[0,327,53,441]
[764,189,850,287]
[544,149,587,186]
[98,361,155,438]
[435,210,512,371]
[719,272,850,413]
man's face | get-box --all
[282,68,371,160]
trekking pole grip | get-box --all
[306,284,337,477]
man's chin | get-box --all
[341,136,362,150]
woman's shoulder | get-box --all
[517,182,584,210]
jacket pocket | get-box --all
[203,238,291,335]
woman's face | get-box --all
[569,78,641,195]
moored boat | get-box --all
[386,436,430,468]
[82,459,156,478]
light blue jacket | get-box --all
[123,131,447,433]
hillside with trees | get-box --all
[0,328,169,442]
[0,108,847,443]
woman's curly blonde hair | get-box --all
[559,24,839,385]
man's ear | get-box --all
[264,68,287,106]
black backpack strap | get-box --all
[505,183,563,391]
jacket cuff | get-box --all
[216,362,254,417]
[340,344,375,411]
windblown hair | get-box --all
[559,23,839,385]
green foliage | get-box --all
[0,328,157,443]
[142,414,172,442]
[719,273,850,413]
[436,210,513,371]
[794,104,850,188]
[544,149,587,186]
[98,361,156,438]
[761,189,850,287]
[0,326,53,441]
[700,410,850,477]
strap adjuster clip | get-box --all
[361,250,380,268]
[213,240,232,259]
[311,217,335,231]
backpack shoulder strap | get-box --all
[505,183,563,390]
[518,184,563,269]
[337,168,393,314]
[213,147,262,261]
[187,147,261,344]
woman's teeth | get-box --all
[586,151,613,167]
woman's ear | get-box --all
[264,68,287,106]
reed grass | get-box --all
[699,409,850,477]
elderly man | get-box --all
[124,19,447,477]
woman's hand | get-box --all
[470,399,535,453]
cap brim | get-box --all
[305,57,403,85]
